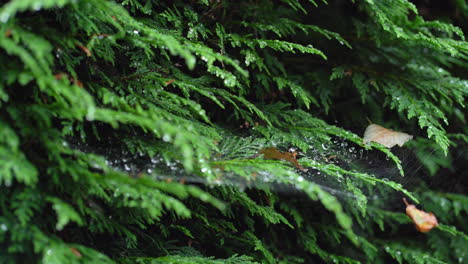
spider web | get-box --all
[68,132,428,210]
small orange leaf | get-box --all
[259,147,305,171]
[251,172,258,180]
[54,72,67,80]
[344,69,353,77]
[179,177,186,184]
[54,73,83,88]
[92,33,109,39]
[70,247,82,258]
[74,79,84,88]
[165,178,173,183]
[324,155,337,163]
[403,198,438,233]
[5,28,12,38]
[76,43,91,57]
[165,79,175,86]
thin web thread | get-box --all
[68,136,425,203]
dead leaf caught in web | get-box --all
[403,198,438,233]
[76,43,91,57]
[363,124,413,148]
[70,247,82,258]
[259,147,305,171]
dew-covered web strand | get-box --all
[305,137,424,200]
[67,135,426,206]
[67,136,356,200]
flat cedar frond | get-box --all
[0,0,467,263]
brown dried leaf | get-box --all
[54,72,67,80]
[92,33,109,38]
[76,43,91,57]
[5,28,12,38]
[259,147,305,171]
[54,72,83,88]
[403,198,438,233]
[363,124,413,148]
[70,247,82,258]
[165,79,175,86]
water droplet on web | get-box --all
[0,224,7,231]
[258,40,267,48]
[238,184,246,192]
[90,162,102,170]
[187,28,195,38]
[46,249,52,255]
[147,168,153,174]
[162,134,171,142]
[223,77,236,87]
[0,13,10,23]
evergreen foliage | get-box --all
[0,0,467,263]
